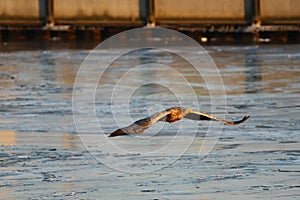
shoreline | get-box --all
[1,25,300,45]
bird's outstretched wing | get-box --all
[184,110,250,125]
[108,107,250,137]
[108,109,172,137]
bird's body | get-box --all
[108,107,250,137]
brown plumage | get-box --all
[108,106,250,137]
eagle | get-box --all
[109,106,250,137]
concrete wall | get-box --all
[154,0,245,22]
[0,0,300,26]
[54,0,140,21]
[260,0,300,23]
[0,0,41,20]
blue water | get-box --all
[0,43,299,199]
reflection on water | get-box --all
[245,47,262,93]
[63,133,80,150]
[0,44,299,136]
[211,45,300,95]
[0,130,16,146]
[0,43,299,199]
[0,130,80,150]
[0,44,299,135]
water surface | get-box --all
[0,43,299,199]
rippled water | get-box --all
[0,43,299,199]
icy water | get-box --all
[0,42,300,199]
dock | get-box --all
[0,0,300,43]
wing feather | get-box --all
[108,109,171,137]
[184,110,250,125]
[109,107,250,137]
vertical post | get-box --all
[244,0,255,25]
[139,0,148,25]
[253,0,261,25]
[39,0,47,25]
[47,0,54,26]
[148,0,155,26]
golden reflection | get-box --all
[0,130,16,146]
[59,64,76,86]
[0,188,13,200]
[58,63,76,99]
[63,133,78,150]
[0,66,18,100]
[64,183,75,198]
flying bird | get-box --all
[109,107,250,137]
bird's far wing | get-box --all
[184,110,250,125]
[108,109,171,137]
